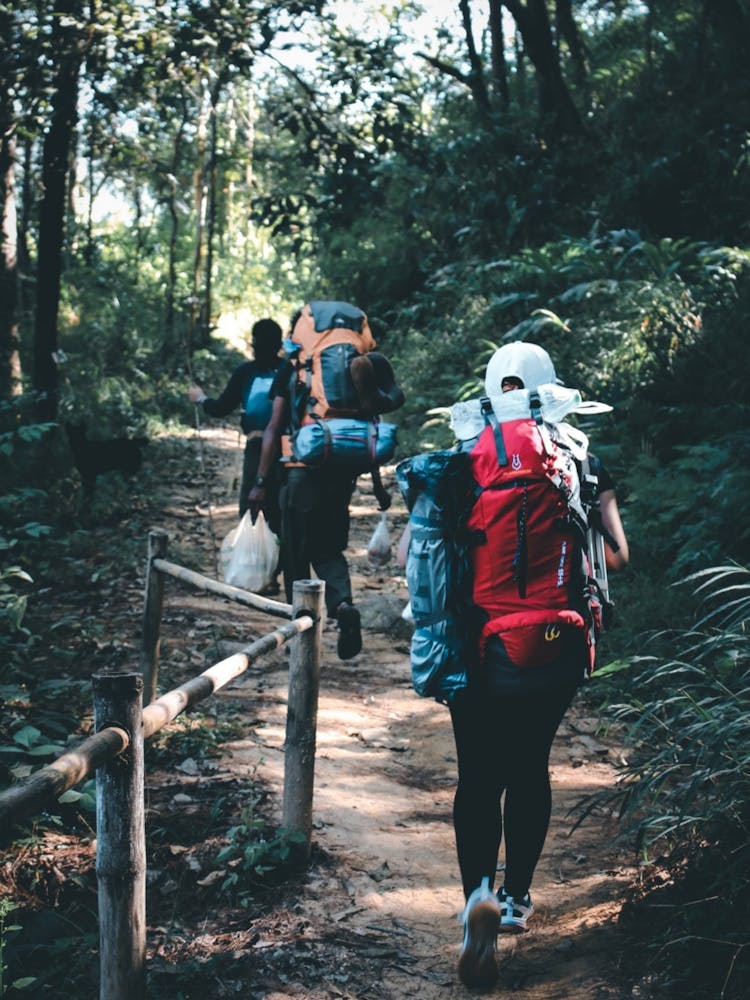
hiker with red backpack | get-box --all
[248,301,404,660]
[397,341,628,990]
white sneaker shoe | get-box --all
[497,887,535,932]
[457,877,501,989]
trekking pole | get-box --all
[191,406,220,579]
[587,517,610,604]
[186,349,220,579]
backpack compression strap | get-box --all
[529,390,555,455]
[479,396,508,466]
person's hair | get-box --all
[251,318,282,361]
[288,308,303,335]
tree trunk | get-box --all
[85,105,97,266]
[502,0,582,135]
[202,77,224,349]
[33,0,84,420]
[704,0,750,72]
[18,134,32,276]
[189,89,208,357]
[555,0,588,90]
[515,28,528,109]
[1,112,22,399]
[458,0,490,111]
[489,0,509,108]
[164,111,187,345]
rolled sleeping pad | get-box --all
[350,352,405,416]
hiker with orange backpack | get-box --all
[397,341,628,989]
[249,301,404,660]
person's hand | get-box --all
[188,385,206,404]
[248,484,266,524]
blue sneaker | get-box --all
[497,887,534,932]
[457,877,501,989]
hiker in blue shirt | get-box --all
[188,317,283,538]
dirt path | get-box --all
[153,426,635,999]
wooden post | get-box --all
[282,579,325,863]
[93,672,146,1000]
[140,530,167,706]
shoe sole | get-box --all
[499,919,528,933]
[498,906,534,933]
[457,900,500,989]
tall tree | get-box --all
[555,0,588,90]
[489,0,510,107]
[33,0,88,420]
[458,0,490,110]
[0,6,21,399]
[502,0,582,134]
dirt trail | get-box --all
[158,426,634,999]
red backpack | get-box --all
[466,395,601,675]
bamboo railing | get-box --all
[0,531,326,1000]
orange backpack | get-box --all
[288,301,376,423]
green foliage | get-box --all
[146,711,245,767]
[216,789,306,900]
[388,232,749,455]
[0,900,36,996]
[625,433,750,576]
[0,567,32,635]
[596,565,750,998]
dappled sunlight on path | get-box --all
[156,425,635,998]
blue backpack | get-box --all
[395,450,476,703]
[241,368,275,433]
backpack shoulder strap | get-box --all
[479,396,508,466]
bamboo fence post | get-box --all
[93,672,146,1000]
[282,579,325,863]
[140,530,168,706]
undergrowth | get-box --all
[593,564,750,999]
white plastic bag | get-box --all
[367,511,392,568]
[220,510,279,592]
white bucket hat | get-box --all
[450,340,611,453]
[484,341,559,395]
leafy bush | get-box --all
[216,788,306,902]
[387,232,749,452]
[597,565,750,999]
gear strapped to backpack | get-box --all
[398,385,614,703]
[283,301,403,474]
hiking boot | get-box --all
[497,887,534,932]
[457,877,501,990]
[336,603,362,660]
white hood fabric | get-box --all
[449,341,612,460]
[484,342,559,395]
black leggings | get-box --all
[449,683,577,901]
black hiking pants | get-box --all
[279,465,357,617]
[449,682,578,901]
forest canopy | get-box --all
[2,3,750,996]
[2,0,749,416]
